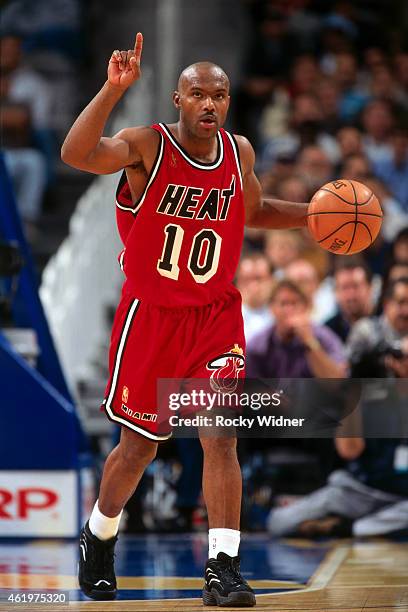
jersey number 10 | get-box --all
[157,224,221,284]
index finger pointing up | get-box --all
[134,32,143,62]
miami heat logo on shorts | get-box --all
[206,344,245,393]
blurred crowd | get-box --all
[231,0,408,539]
[236,0,408,247]
[233,0,408,387]
[0,0,83,236]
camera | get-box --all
[350,341,406,378]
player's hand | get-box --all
[108,32,143,90]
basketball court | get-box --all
[0,534,407,611]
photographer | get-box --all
[347,277,408,379]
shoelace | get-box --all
[216,559,244,587]
[87,537,116,581]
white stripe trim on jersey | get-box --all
[119,249,125,271]
[225,131,243,190]
[159,123,224,170]
[103,298,172,442]
[116,131,165,214]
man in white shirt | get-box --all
[235,253,274,343]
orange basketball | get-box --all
[307,179,383,255]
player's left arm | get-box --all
[235,135,308,229]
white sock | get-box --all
[88,500,122,541]
[208,528,240,559]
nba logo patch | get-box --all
[122,386,129,403]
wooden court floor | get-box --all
[0,538,407,611]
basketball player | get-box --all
[62,33,308,607]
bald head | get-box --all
[173,62,230,137]
[177,62,230,92]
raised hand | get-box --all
[108,32,143,90]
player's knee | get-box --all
[200,436,237,458]
[118,430,158,469]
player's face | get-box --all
[175,78,230,138]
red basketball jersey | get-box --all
[115,123,244,306]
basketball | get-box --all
[307,179,383,255]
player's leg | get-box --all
[200,433,255,607]
[161,288,254,606]
[78,295,178,600]
[200,435,241,531]
[185,289,254,606]
[97,426,157,517]
[79,428,157,601]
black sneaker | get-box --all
[203,552,256,607]
[78,521,117,600]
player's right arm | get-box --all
[61,33,146,174]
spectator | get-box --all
[285,258,336,324]
[370,66,408,109]
[259,153,297,196]
[275,175,309,203]
[361,99,394,165]
[394,52,408,92]
[0,33,54,177]
[237,6,295,146]
[332,53,370,121]
[296,145,334,193]
[0,0,82,64]
[267,437,408,538]
[387,262,408,284]
[325,257,374,342]
[299,225,331,283]
[362,177,408,243]
[265,230,304,276]
[316,78,341,135]
[287,8,321,55]
[336,126,363,159]
[1,35,47,232]
[261,96,339,169]
[364,47,388,73]
[235,254,274,343]
[377,261,408,314]
[246,279,346,379]
[372,127,408,212]
[392,227,408,264]
[341,152,371,180]
[347,277,408,379]
[267,282,408,539]
[289,55,321,97]
[319,20,356,77]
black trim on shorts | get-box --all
[104,408,172,442]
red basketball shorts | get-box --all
[102,285,245,441]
